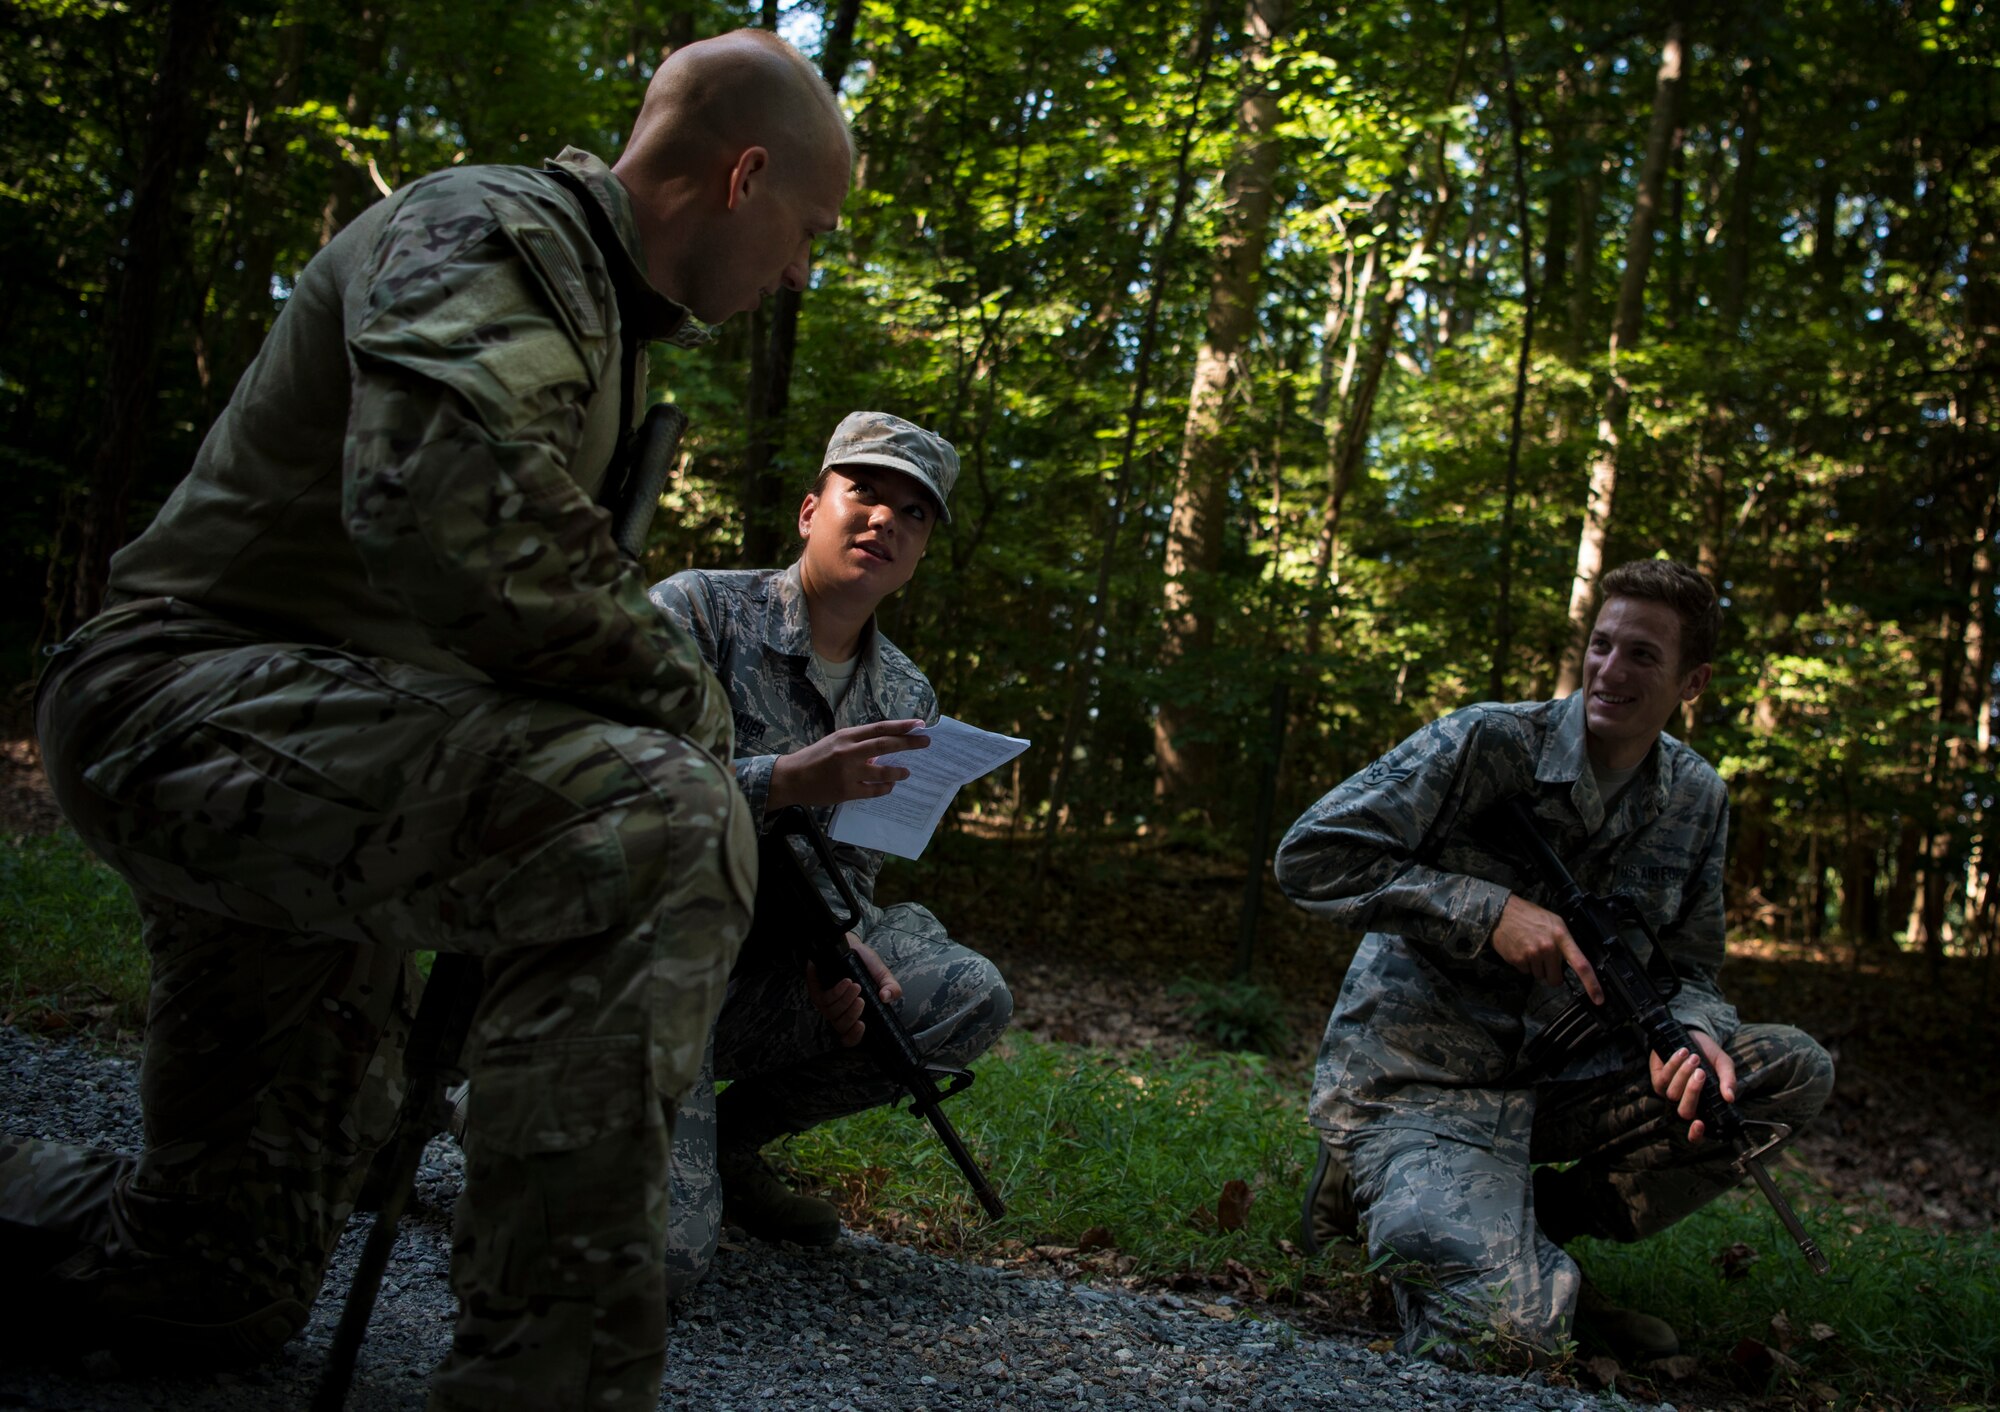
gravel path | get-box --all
[0,1027,1640,1411]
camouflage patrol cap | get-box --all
[822,412,958,523]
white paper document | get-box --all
[827,716,1031,859]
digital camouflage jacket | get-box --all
[1275,691,1740,1148]
[648,562,940,918]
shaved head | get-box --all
[618,29,852,187]
[611,28,853,322]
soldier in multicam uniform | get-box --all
[646,412,1012,1294]
[1278,560,1833,1369]
[0,30,852,1411]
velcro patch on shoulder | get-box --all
[476,327,589,400]
[503,222,606,343]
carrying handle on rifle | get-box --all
[1495,797,1682,998]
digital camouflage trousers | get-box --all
[663,900,1011,1298]
[1340,1022,1834,1367]
[0,601,755,1411]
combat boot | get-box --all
[2,1242,306,1369]
[717,1148,841,1247]
[1573,1274,1680,1361]
[1299,1139,1361,1255]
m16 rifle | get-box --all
[1496,794,1829,1276]
[756,805,1005,1220]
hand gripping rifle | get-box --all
[1495,795,1829,1276]
[756,805,1006,1220]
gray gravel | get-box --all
[0,1026,1637,1411]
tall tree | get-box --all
[1555,14,1687,694]
[1154,0,1290,809]
[740,0,862,563]
[59,0,231,635]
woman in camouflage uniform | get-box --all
[647,411,1012,1294]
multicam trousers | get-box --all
[1343,1022,1834,1366]
[663,900,1011,1298]
[1,602,754,1410]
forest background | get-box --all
[2,0,1998,1404]
[5,0,1996,968]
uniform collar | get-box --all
[545,147,709,348]
[1538,690,1667,837]
[768,561,884,681]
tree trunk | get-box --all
[1490,0,1536,699]
[1153,0,1291,811]
[1555,17,1688,695]
[739,0,863,564]
[319,2,391,245]
[1563,73,1603,364]
[1307,16,1472,650]
[1689,62,1761,738]
[60,0,229,636]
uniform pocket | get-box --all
[470,1033,645,1155]
[478,816,629,946]
[466,1033,658,1298]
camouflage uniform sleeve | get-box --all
[343,211,730,757]
[1659,786,1741,1045]
[1274,711,1514,961]
[648,572,777,816]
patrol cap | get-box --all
[821,411,957,523]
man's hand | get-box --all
[1649,1028,1737,1144]
[1489,894,1605,1004]
[805,934,902,1047]
[766,719,929,812]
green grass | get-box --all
[1580,1181,2000,1407]
[791,1035,1999,1407]
[0,827,145,1030]
[790,1033,1318,1281]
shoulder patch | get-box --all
[504,222,606,342]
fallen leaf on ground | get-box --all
[1712,1240,1761,1280]
[1217,1178,1253,1232]
[1729,1336,1802,1380]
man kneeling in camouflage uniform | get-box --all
[647,413,1012,1293]
[1277,560,1832,1367]
[2,30,852,1409]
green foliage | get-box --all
[1168,976,1290,1054]
[3,0,1993,951]
[0,829,145,1029]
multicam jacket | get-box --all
[648,563,940,915]
[101,149,729,756]
[1275,691,1740,1148]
